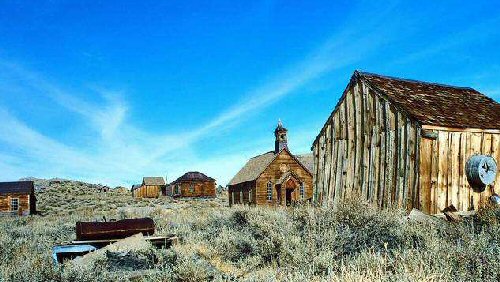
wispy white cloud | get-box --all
[0,49,338,185]
[0,61,130,141]
[147,2,400,164]
[0,2,402,186]
[0,109,101,173]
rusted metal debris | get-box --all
[76,218,155,241]
[53,217,177,265]
[53,235,177,265]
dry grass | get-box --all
[1,179,500,281]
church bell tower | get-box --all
[274,119,288,153]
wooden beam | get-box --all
[422,125,500,134]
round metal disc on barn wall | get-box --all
[466,155,498,192]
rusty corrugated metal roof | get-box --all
[357,71,500,129]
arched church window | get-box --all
[267,181,272,201]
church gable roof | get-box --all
[228,149,313,186]
[228,151,276,186]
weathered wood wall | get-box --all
[419,127,500,213]
[313,79,420,210]
[176,181,216,197]
[0,193,32,215]
[229,150,313,206]
[313,78,500,213]
[228,181,255,206]
[132,185,161,198]
[255,149,313,206]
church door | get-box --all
[285,178,296,206]
[285,189,293,206]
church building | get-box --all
[228,121,313,206]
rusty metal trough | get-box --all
[75,218,155,241]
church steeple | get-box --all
[274,119,288,153]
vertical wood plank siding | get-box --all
[313,76,500,213]
[132,185,163,198]
[313,80,420,210]
[176,181,216,197]
[256,150,313,206]
[418,130,500,213]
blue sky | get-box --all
[0,1,499,187]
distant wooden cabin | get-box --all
[228,121,313,206]
[0,181,36,215]
[168,172,216,197]
[131,184,141,197]
[313,71,500,214]
[132,177,166,198]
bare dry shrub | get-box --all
[3,187,500,281]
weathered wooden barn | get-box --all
[313,71,500,214]
[168,172,216,197]
[0,181,36,215]
[131,177,166,198]
[228,121,313,206]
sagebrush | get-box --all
[1,180,500,281]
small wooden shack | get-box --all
[132,177,166,198]
[0,181,36,215]
[131,184,141,197]
[313,71,500,214]
[228,121,314,206]
[168,172,216,197]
